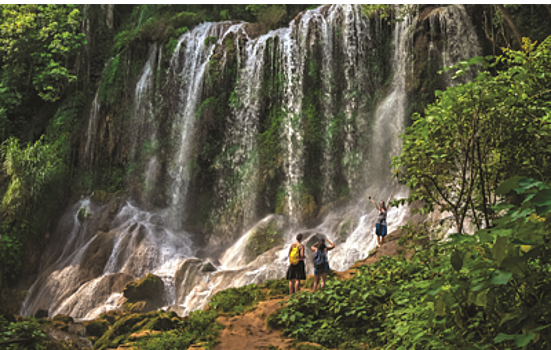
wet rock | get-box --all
[200,261,217,272]
[336,215,358,243]
[68,322,87,337]
[123,274,165,313]
[78,207,88,222]
[244,215,289,263]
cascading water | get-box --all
[22,4,483,319]
[166,22,234,229]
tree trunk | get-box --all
[495,5,524,49]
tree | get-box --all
[393,36,551,233]
[0,5,86,143]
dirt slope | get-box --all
[213,228,409,349]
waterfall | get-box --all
[84,87,101,167]
[166,22,234,229]
[22,4,484,319]
[431,5,482,85]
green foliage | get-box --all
[0,5,85,103]
[209,284,263,314]
[113,6,198,54]
[393,37,551,233]
[1,136,65,220]
[0,316,47,350]
[272,178,551,349]
[257,6,287,30]
[135,310,222,350]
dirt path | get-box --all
[214,298,296,350]
[213,228,410,349]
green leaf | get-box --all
[515,332,535,347]
[531,189,551,207]
[451,249,463,271]
[494,333,516,343]
[490,270,512,285]
[474,290,487,307]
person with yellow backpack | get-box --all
[286,233,305,294]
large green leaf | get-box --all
[490,270,512,285]
[515,332,535,347]
[531,189,551,207]
[494,333,516,343]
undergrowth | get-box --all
[135,310,222,350]
[269,177,551,349]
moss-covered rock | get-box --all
[244,215,288,263]
[77,207,88,222]
[92,310,182,350]
[144,315,177,331]
[93,313,147,350]
[85,319,109,338]
[122,274,164,313]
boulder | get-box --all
[243,215,289,263]
[123,274,165,313]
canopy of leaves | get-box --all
[392,36,551,233]
[0,5,85,146]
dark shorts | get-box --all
[376,223,387,237]
[286,260,306,280]
[314,262,330,276]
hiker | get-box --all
[286,233,306,294]
[311,237,335,291]
[370,197,387,246]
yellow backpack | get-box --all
[289,244,301,265]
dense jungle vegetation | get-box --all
[0,4,551,350]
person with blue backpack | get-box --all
[311,237,335,291]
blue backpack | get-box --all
[313,249,326,268]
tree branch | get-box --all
[495,5,524,49]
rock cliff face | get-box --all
[21,5,483,319]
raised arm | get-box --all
[370,197,380,210]
[325,238,336,251]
